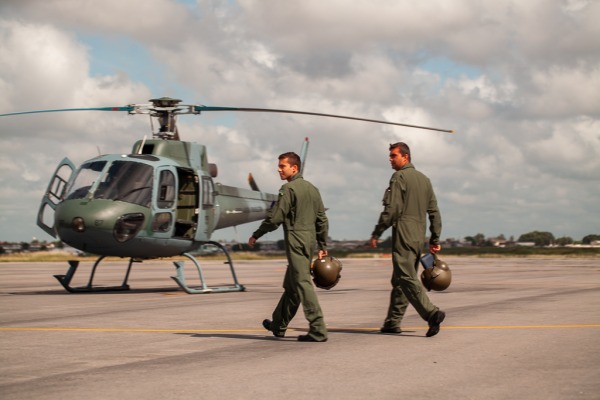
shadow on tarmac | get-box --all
[175,328,420,341]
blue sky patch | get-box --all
[80,33,194,101]
[421,56,481,80]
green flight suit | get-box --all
[252,174,329,341]
[371,163,442,327]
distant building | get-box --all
[515,242,536,247]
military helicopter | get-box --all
[1,97,452,294]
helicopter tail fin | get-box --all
[247,138,310,191]
[300,137,309,175]
[248,173,260,191]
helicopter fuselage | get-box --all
[39,139,277,258]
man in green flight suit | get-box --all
[248,152,329,342]
[369,142,446,337]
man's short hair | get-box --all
[279,152,301,171]
[389,142,411,161]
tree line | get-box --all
[462,232,600,247]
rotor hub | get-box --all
[150,97,182,108]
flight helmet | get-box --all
[311,256,343,290]
[421,256,452,291]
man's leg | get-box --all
[297,277,327,341]
[393,248,437,321]
[287,233,327,341]
[382,267,410,330]
[270,266,300,336]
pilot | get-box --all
[248,152,329,342]
[369,142,446,337]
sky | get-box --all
[1,0,599,245]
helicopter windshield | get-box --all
[66,160,153,207]
[94,161,153,207]
[66,161,107,200]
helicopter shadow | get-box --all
[11,286,182,296]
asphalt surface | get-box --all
[1,256,599,400]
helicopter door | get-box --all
[151,168,177,237]
[198,175,215,240]
[37,158,76,238]
[174,168,199,239]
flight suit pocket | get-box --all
[381,187,391,206]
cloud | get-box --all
[0,0,599,244]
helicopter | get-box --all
[1,97,453,294]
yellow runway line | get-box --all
[0,327,266,333]
[439,324,600,329]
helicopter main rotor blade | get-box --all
[1,101,454,133]
[193,106,454,133]
[0,106,135,117]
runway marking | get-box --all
[0,324,598,333]
[0,327,267,333]
[442,324,600,329]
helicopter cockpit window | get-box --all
[95,161,153,207]
[66,161,107,200]
[157,170,175,208]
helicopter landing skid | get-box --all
[54,256,137,293]
[171,241,246,294]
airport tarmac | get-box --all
[1,256,599,400]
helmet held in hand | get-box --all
[311,256,343,290]
[420,256,451,291]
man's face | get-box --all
[278,158,298,181]
[389,147,409,171]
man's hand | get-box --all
[248,236,257,248]
[429,244,441,254]
[318,249,328,259]
[370,237,378,248]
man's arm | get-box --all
[423,174,442,254]
[370,175,402,246]
[427,185,442,248]
[315,207,328,253]
[248,186,291,247]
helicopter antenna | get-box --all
[149,114,155,136]
[138,135,147,154]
